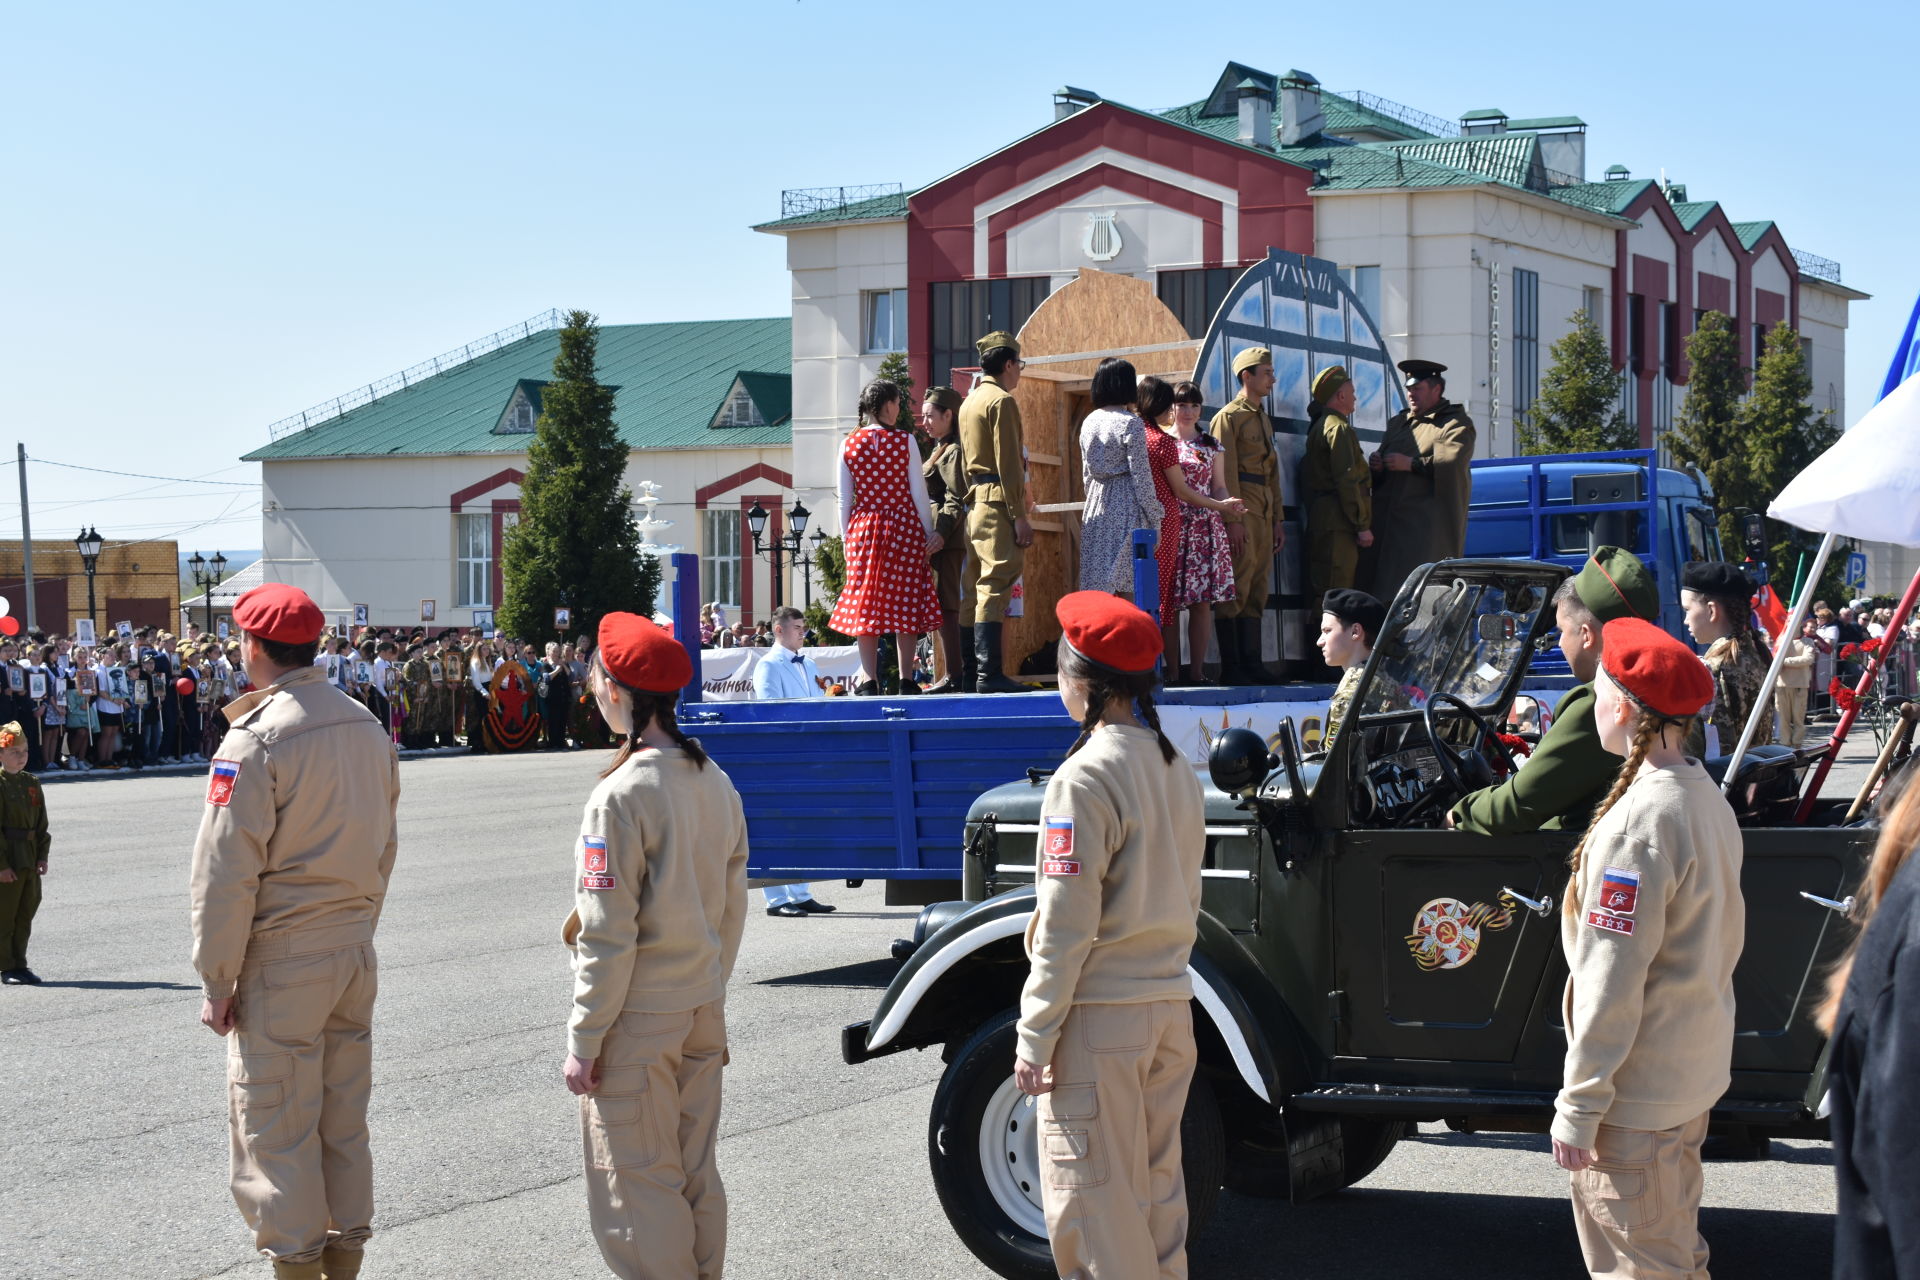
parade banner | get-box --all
[700,644,863,700]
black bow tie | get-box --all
[789,655,805,664]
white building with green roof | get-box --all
[243,311,797,628]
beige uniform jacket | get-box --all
[959,376,1025,514]
[1016,725,1206,1067]
[189,665,401,999]
[567,747,750,1060]
[1211,395,1280,527]
[1552,761,1744,1149]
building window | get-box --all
[1512,268,1540,426]
[863,288,908,354]
[929,277,1053,387]
[456,513,491,608]
[1159,267,1243,339]
[700,508,741,609]
[1627,294,1646,374]
[714,382,765,428]
[1582,286,1605,333]
[1338,266,1382,329]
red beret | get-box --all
[1056,590,1162,675]
[231,583,325,645]
[1600,617,1715,718]
[598,611,692,694]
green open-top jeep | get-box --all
[841,559,1870,1280]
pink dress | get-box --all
[1173,436,1235,609]
[830,426,945,636]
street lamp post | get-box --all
[801,528,827,610]
[74,527,103,628]
[745,500,811,612]
[189,550,229,634]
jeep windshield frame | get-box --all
[1354,559,1569,720]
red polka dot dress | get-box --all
[1145,425,1181,616]
[830,425,946,637]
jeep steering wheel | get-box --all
[1422,693,1518,804]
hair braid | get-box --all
[596,677,709,779]
[1067,686,1111,760]
[1134,690,1178,763]
[1563,711,1666,917]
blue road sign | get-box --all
[1845,551,1869,590]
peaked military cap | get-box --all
[1398,358,1447,385]
[975,331,1020,357]
[1573,546,1658,623]
[1231,346,1273,376]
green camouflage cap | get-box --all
[975,331,1020,357]
[1574,545,1658,623]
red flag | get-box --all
[1754,584,1788,643]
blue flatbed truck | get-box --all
[673,448,1723,900]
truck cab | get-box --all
[843,557,1870,1280]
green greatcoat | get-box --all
[1303,407,1372,600]
[0,769,51,971]
[1449,683,1615,836]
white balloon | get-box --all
[0,595,10,618]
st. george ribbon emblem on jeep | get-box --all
[1405,894,1517,971]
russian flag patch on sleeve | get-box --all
[581,835,613,889]
[207,759,241,807]
[1040,816,1079,875]
[1599,867,1640,916]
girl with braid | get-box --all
[1552,617,1744,1280]
[561,613,749,1280]
[1680,560,1775,757]
[1014,591,1206,1280]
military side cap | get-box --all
[598,611,692,694]
[1574,546,1657,623]
[1231,347,1273,376]
[1601,617,1715,718]
[0,721,23,749]
[1682,560,1754,602]
[1311,365,1351,403]
[232,583,325,645]
[1056,590,1162,675]
[923,385,963,412]
[976,331,1020,357]
[1321,588,1386,641]
[1398,358,1447,385]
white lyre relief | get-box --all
[1082,211,1121,263]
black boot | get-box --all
[1238,616,1279,685]
[973,622,1026,694]
[1214,616,1245,685]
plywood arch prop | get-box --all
[1003,269,1198,677]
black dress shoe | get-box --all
[852,678,881,696]
[0,970,25,985]
[766,904,809,918]
[13,968,40,986]
[796,899,836,914]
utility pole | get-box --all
[15,444,33,632]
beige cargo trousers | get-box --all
[227,926,378,1273]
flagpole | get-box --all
[1794,564,1920,820]
[1722,532,1835,794]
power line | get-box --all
[32,459,259,487]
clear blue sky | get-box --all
[5,0,1910,554]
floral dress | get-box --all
[831,425,944,637]
[1173,435,1235,609]
[1079,407,1164,594]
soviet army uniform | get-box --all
[190,666,401,1273]
[1687,637,1775,760]
[1019,724,1206,1280]
[926,437,968,622]
[1303,406,1371,605]
[1211,393,1281,620]
[1452,685,1617,836]
[566,746,749,1280]
[1368,400,1475,605]
[0,767,50,973]
[960,375,1026,623]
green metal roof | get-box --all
[752,191,908,231]
[1460,108,1507,121]
[1507,116,1586,131]
[245,318,791,461]
[1667,199,1719,231]
[1731,220,1777,250]
[1545,177,1653,216]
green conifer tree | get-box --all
[1516,309,1635,455]
[1739,321,1843,603]
[499,310,659,643]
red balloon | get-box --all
[0,616,17,636]
[175,676,195,696]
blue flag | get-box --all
[1882,291,1920,402]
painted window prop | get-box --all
[1192,250,1406,448]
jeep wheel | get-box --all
[927,1007,1224,1280]
[1224,1115,1406,1199]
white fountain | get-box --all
[633,481,680,557]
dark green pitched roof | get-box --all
[1380,134,1545,189]
[246,318,791,461]
[1667,200,1719,231]
[1731,220,1777,250]
[752,191,908,231]
[1546,177,1654,216]
[1507,116,1586,131]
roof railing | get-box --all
[1337,90,1455,139]
[266,308,564,440]
[779,182,904,219]
[1791,249,1843,285]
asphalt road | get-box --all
[5,742,1862,1280]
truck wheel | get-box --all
[1224,1115,1406,1198]
[928,1008,1224,1280]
